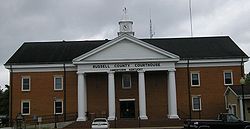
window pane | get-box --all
[122,74,131,89]
[192,74,199,85]
[55,77,62,89]
[55,101,62,114]
[225,73,231,79]
[23,78,30,90]
[193,97,200,110]
[23,102,29,114]
[225,72,232,84]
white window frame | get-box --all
[54,75,63,91]
[54,99,63,114]
[191,72,200,87]
[21,100,30,115]
[122,74,131,89]
[224,71,233,85]
[22,76,31,91]
[192,95,202,111]
[230,104,237,115]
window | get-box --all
[191,72,200,86]
[21,100,30,115]
[192,95,201,111]
[54,76,63,90]
[22,76,30,91]
[54,100,63,114]
[230,104,237,115]
[224,71,233,85]
[122,74,131,89]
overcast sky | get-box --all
[1,0,250,90]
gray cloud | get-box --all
[1,0,250,89]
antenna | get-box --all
[189,0,193,37]
[149,9,155,39]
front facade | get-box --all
[5,19,249,126]
[225,85,250,121]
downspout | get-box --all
[187,59,192,119]
[9,64,13,126]
[63,63,66,121]
[62,40,67,121]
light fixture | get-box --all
[240,77,246,85]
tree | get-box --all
[0,85,9,115]
[245,72,250,86]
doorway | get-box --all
[120,100,135,118]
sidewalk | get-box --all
[110,127,183,129]
[1,127,183,129]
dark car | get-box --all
[184,113,250,129]
[0,115,9,127]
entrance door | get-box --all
[120,101,135,118]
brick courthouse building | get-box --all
[4,18,249,126]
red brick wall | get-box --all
[176,66,242,119]
[10,66,243,120]
[145,71,168,120]
[11,71,77,118]
[86,73,108,117]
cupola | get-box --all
[118,8,135,36]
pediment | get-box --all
[73,34,179,63]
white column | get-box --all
[108,71,116,120]
[168,69,179,119]
[138,70,148,120]
[77,72,87,121]
[240,98,244,120]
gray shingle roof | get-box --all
[5,36,248,65]
[229,85,250,96]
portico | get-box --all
[73,39,180,121]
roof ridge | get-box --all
[23,39,110,44]
[141,35,230,40]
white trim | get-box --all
[5,63,75,69]
[192,95,202,111]
[224,71,233,85]
[54,75,63,91]
[119,98,135,101]
[54,99,63,115]
[191,71,200,87]
[224,86,238,97]
[74,58,179,65]
[178,58,248,64]
[21,100,30,115]
[5,58,247,73]
[22,76,31,91]
[5,64,76,73]
[122,73,131,89]
[176,58,248,68]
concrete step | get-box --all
[63,119,183,129]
